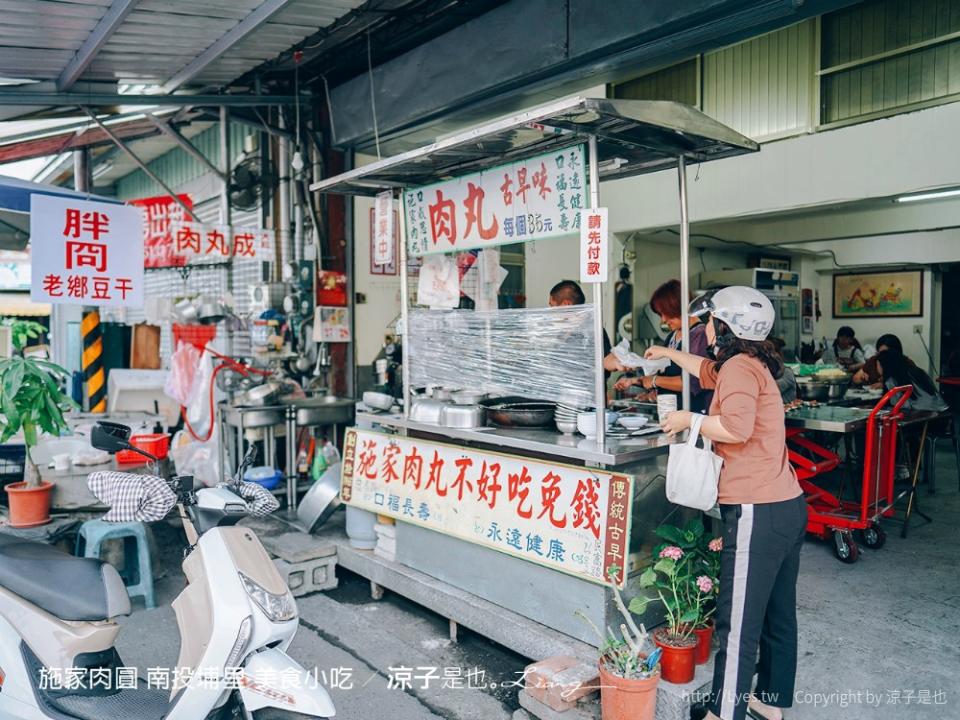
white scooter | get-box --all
[0,421,335,720]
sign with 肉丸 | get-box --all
[402,144,587,257]
[340,428,632,587]
[30,194,144,308]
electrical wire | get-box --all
[321,74,337,144]
[366,29,382,159]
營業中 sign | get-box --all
[30,194,144,308]
[341,428,632,587]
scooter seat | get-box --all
[0,533,130,621]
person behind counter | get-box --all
[876,348,947,413]
[852,333,915,387]
[548,280,623,374]
[771,338,797,404]
[646,286,805,720]
[614,279,711,412]
[822,326,865,371]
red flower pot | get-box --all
[6,481,53,528]
[653,628,697,684]
[598,660,659,720]
[693,622,714,664]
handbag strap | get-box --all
[687,413,713,451]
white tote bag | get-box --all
[666,413,722,511]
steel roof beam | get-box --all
[161,0,293,93]
[82,107,193,216]
[57,0,141,91]
[144,113,225,180]
[0,92,299,107]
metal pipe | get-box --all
[678,155,691,411]
[398,192,410,425]
[73,149,89,193]
[278,116,292,269]
[146,113,225,180]
[293,171,304,264]
[82,108,192,217]
[588,136,605,447]
[219,106,231,226]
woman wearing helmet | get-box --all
[645,286,805,720]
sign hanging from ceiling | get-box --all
[170,220,275,263]
[402,144,587,257]
[30,194,144,308]
[129,194,194,268]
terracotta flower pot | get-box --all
[653,628,697,684]
[694,622,715,664]
[6,481,54,528]
[598,660,659,720]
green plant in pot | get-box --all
[0,320,76,527]
[629,519,707,684]
[576,567,660,720]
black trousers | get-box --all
[707,495,807,720]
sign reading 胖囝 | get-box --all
[30,194,144,308]
[402,144,587,257]
[341,428,632,587]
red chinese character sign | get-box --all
[372,191,395,268]
[30,194,144,308]
[129,194,193,268]
[402,145,587,256]
[170,220,274,263]
[340,428,633,587]
[579,207,608,284]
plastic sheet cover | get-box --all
[407,306,600,407]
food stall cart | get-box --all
[310,97,758,650]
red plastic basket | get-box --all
[172,323,216,350]
[116,433,170,464]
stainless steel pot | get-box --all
[440,404,486,428]
[797,380,831,402]
[451,389,488,405]
[296,462,341,533]
[410,399,449,424]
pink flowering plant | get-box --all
[628,519,722,640]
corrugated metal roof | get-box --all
[0,0,366,89]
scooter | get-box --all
[0,421,336,720]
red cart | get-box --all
[787,385,912,563]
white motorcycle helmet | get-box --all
[690,286,775,342]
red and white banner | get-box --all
[129,194,193,268]
[402,144,587,257]
[341,428,632,587]
[30,194,144,308]
[580,207,608,284]
[372,190,395,267]
[170,220,274,263]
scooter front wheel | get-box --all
[253,709,330,719]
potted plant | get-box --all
[0,320,76,527]
[577,567,660,720]
[629,519,714,683]
[690,533,722,664]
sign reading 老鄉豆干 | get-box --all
[402,144,587,257]
[340,428,632,587]
[30,194,145,308]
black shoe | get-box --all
[747,707,784,720]
[690,701,710,720]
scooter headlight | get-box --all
[240,573,297,622]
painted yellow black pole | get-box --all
[81,310,106,413]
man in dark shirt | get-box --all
[548,280,621,376]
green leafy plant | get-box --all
[628,518,721,642]
[576,566,658,680]
[0,319,76,486]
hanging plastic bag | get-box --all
[169,430,222,487]
[185,349,215,437]
[164,342,201,406]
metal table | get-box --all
[785,406,873,433]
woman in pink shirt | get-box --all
[646,286,805,720]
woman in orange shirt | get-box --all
[646,286,805,720]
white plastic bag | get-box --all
[170,430,221,487]
[164,342,201,406]
[185,349,215,436]
[612,339,670,374]
[666,413,722,511]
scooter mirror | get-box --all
[91,421,132,453]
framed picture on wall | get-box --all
[833,270,924,318]
[802,317,814,335]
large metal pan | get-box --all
[297,462,341,533]
[480,396,556,428]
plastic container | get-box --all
[244,466,283,491]
[116,433,170,464]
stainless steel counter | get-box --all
[356,411,677,467]
[785,406,872,432]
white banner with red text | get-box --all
[30,194,144,308]
[170,220,274,263]
[402,144,587,257]
[341,428,632,587]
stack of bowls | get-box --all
[577,410,619,437]
[554,402,584,434]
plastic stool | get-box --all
[76,520,156,609]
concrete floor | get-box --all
[116,451,960,720]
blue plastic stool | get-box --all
[76,520,156,609]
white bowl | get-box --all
[577,411,618,437]
[618,415,650,430]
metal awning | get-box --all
[310,96,759,196]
